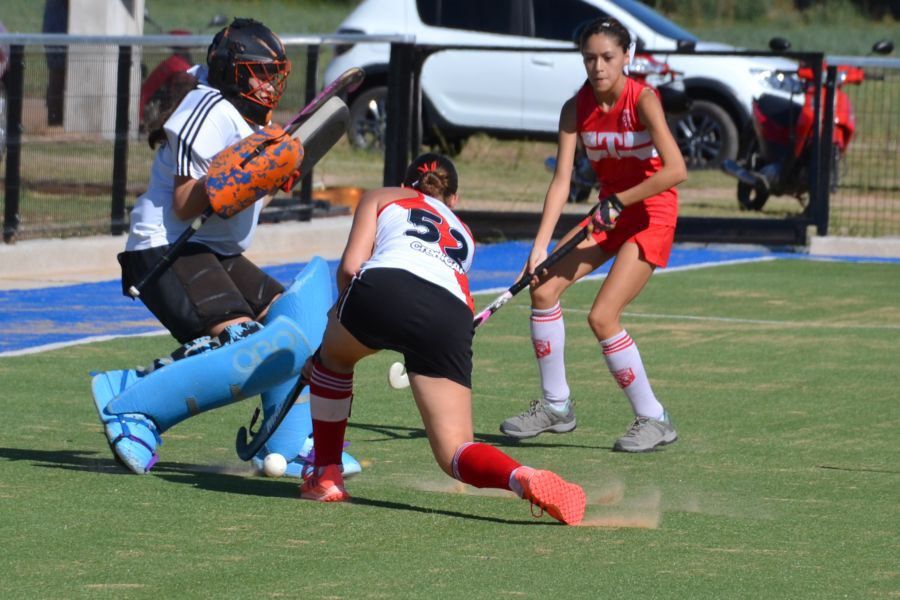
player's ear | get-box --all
[446,192,460,209]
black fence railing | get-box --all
[1,33,897,246]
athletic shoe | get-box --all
[499,399,576,439]
[299,464,350,502]
[514,467,586,525]
[612,411,678,453]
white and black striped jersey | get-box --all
[361,191,475,311]
[125,72,263,255]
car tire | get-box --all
[672,99,738,170]
[348,85,388,151]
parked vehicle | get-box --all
[721,38,894,211]
[324,0,801,168]
[545,52,691,202]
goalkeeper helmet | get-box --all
[207,18,291,125]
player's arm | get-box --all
[172,175,211,220]
[336,188,383,291]
[616,88,687,206]
[531,96,579,271]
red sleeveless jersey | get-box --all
[576,77,677,223]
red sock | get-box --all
[452,442,521,490]
[309,360,353,467]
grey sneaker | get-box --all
[500,399,576,439]
[613,411,677,452]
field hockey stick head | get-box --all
[235,377,307,461]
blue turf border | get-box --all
[1,242,897,355]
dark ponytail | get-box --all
[403,153,459,203]
[578,17,632,52]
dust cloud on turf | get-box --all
[411,476,664,528]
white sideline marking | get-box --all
[0,329,169,358]
[561,308,900,331]
[472,255,776,297]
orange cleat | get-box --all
[299,464,350,502]
[515,467,586,525]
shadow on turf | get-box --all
[348,421,605,450]
[0,446,135,475]
[0,446,566,525]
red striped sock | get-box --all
[310,360,353,467]
[452,442,522,490]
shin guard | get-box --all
[255,257,332,462]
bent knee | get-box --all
[587,309,620,339]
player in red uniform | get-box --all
[500,18,687,452]
[298,153,586,525]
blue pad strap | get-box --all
[257,257,333,458]
[104,316,313,433]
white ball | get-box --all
[262,453,287,478]
[388,361,410,389]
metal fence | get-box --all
[0,33,898,245]
[824,55,900,237]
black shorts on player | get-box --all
[336,267,473,388]
[119,243,284,343]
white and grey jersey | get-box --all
[361,191,475,311]
[125,81,264,255]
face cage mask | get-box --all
[234,59,291,109]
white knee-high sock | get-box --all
[531,303,570,409]
[600,329,664,419]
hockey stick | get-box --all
[389,208,597,390]
[473,220,595,329]
[127,68,365,298]
[234,375,308,461]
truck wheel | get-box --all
[672,100,738,169]
[348,85,387,151]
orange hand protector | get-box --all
[205,124,304,218]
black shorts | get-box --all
[119,243,284,344]
[337,268,474,388]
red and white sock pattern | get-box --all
[309,360,353,467]
[531,303,570,408]
[451,442,521,490]
[600,329,664,419]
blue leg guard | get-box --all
[92,369,161,473]
[251,257,361,478]
[94,316,314,474]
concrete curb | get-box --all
[808,235,900,259]
[0,217,353,290]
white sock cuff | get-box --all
[601,329,633,355]
[531,303,562,321]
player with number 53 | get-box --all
[297,153,586,525]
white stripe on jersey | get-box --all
[176,89,223,176]
[582,130,658,161]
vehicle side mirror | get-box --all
[769,37,791,52]
[676,39,695,52]
[872,39,894,55]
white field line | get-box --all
[472,255,777,297]
[475,255,900,332]
[0,328,169,358]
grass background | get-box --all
[0,258,898,598]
